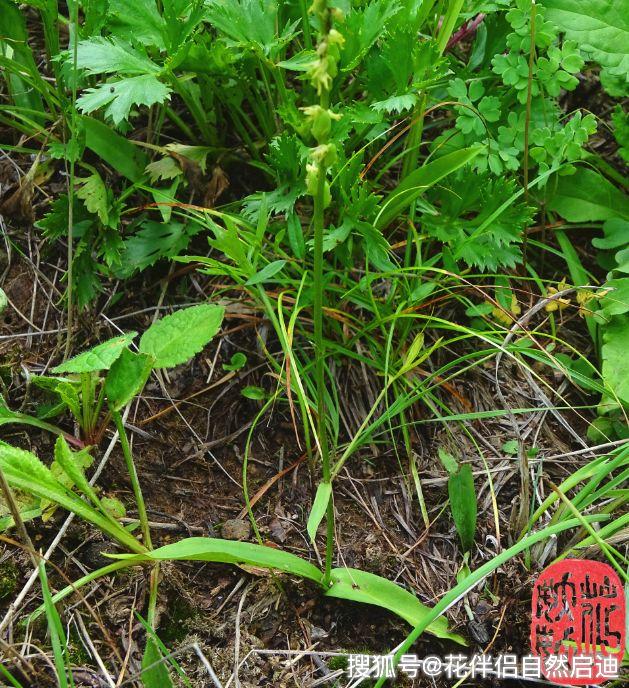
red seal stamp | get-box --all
[531,559,625,685]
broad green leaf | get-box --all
[593,218,629,250]
[145,156,182,183]
[56,381,82,421]
[448,464,477,552]
[287,211,305,260]
[101,496,126,519]
[306,482,332,542]
[325,568,466,644]
[403,333,424,368]
[277,50,317,71]
[0,507,42,533]
[375,147,483,229]
[601,314,629,406]
[82,116,147,182]
[599,278,629,318]
[52,332,137,374]
[542,0,629,82]
[116,221,196,278]
[139,304,224,368]
[0,287,7,315]
[109,537,323,583]
[502,439,519,455]
[0,465,39,526]
[372,93,418,114]
[141,638,173,688]
[76,172,108,224]
[105,349,154,411]
[341,0,402,71]
[548,168,629,222]
[245,260,287,285]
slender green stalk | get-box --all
[147,564,160,629]
[91,383,107,433]
[401,93,427,181]
[299,0,312,49]
[401,0,463,182]
[163,104,196,141]
[166,74,213,143]
[0,469,38,569]
[80,373,94,437]
[64,0,79,360]
[39,561,73,688]
[0,663,23,688]
[112,411,152,550]
[313,145,334,584]
[308,0,338,586]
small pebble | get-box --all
[221,518,251,541]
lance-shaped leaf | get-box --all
[141,637,174,688]
[245,259,287,285]
[306,482,332,542]
[375,146,482,230]
[325,568,466,644]
[52,333,137,374]
[448,464,477,552]
[82,116,147,182]
[42,440,94,519]
[108,537,323,583]
[139,304,224,368]
[439,449,477,552]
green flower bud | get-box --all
[309,55,333,95]
[331,8,344,23]
[310,143,337,167]
[306,162,319,196]
[303,105,332,142]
